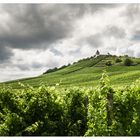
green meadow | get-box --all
[2,54,140,89]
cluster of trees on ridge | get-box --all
[105,56,136,66]
[43,63,71,74]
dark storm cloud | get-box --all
[0,4,82,62]
[0,4,76,50]
[0,4,115,50]
[0,4,118,63]
[104,25,126,39]
[0,47,13,62]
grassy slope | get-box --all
[2,55,140,89]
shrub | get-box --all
[106,61,112,66]
[124,58,133,66]
[115,58,122,63]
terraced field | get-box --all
[1,55,140,89]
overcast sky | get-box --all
[0,4,140,82]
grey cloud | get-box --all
[69,48,81,55]
[77,24,126,49]
[85,34,103,48]
[0,4,114,51]
[0,4,82,63]
[49,47,63,56]
[77,33,103,48]
[0,4,117,63]
[16,64,30,71]
[46,59,60,69]
[0,4,75,50]
[122,4,140,23]
[104,25,126,39]
[87,4,120,13]
[15,62,43,70]
[131,30,140,41]
[0,47,13,62]
[31,62,43,69]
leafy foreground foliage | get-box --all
[0,75,140,136]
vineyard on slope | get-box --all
[0,73,140,136]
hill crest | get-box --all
[2,53,140,88]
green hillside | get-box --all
[2,54,140,89]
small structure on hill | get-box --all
[96,50,100,56]
[94,50,100,58]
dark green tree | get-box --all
[115,58,122,63]
[106,61,112,66]
[124,58,133,66]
